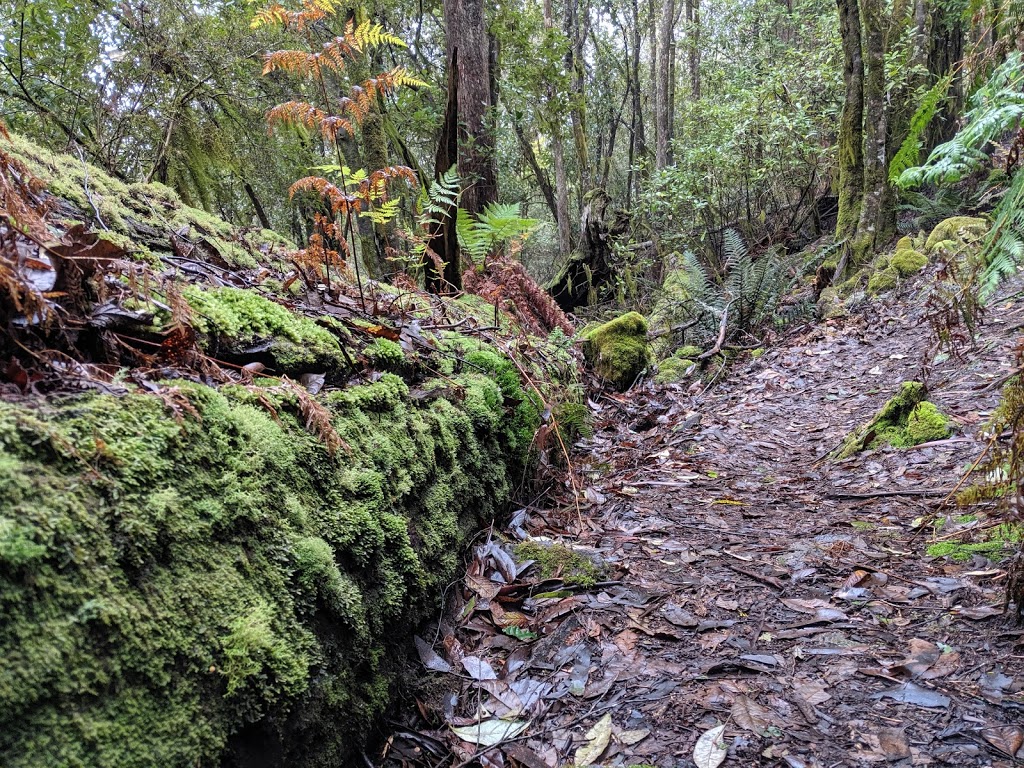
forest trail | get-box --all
[390,276,1024,767]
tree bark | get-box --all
[655,0,677,169]
[443,0,497,216]
[542,0,573,260]
[852,0,887,263]
[686,0,701,100]
[834,0,865,253]
[426,55,462,293]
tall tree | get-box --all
[655,0,677,169]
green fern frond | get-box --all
[890,74,953,182]
[351,20,406,51]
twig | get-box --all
[698,297,733,360]
[825,488,955,500]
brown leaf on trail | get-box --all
[954,603,1003,619]
[363,323,401,341]
[415,636,452,673]
[731,694,778,736]
[613,629,638,654]
[980,725,1024,757]
[503,743,549,768]
[792,676,832,705]
[693,724,728,768]
[442,634,466,665]
[870,682,950,709]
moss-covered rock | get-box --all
[0,358,538,767]
[674,345,703,359]
[514,540,603,587]
[905,401,951,444]
[890,248,928,276]
[581,312,652,390]
[817,286,848,319]
[867,267,899,294]
[655,357,697,384]
[924,216,989,253]
[649,267,694,357]
[834,381,951,459]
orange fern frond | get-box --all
[251,0,341,30]
[289,176,365,216]
[267,101,353,140]
[263,49,320,76]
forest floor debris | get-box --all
[386,270,1024,767]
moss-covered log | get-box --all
[0,358,539,766]
[833,381,951,459]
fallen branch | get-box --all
[698,298,732,361]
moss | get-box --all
[890,248,928,276]
[927,525,1023,561]
[817,286,848,319]
[365,338,407,374]
[0,353,532,766]
[905,401,951,444]
[581,312,652,390]
[655,357,697,384]
[514,540,603,587]
[834,382,951,458]
[675,345,703,359]
[896,236,914,251]
[872,254,892,271]
[925,216,989,253]
[750,348,765,358]
[184,287,347,373]
[649,267,693,356]
[867,267,899,294]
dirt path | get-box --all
[383,278,1024,768]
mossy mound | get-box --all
[817,286,848,319]
[0,132,291,270]
[890,248,928,276]
[867,267,899,294]
[0,360,538,767]
[674,344,703,359]
[184,287,348,374]
[834,381,951,459]
[655,356,697,384]
[924,216,989,254]
[581,312,652,390]
[514,540,603,587]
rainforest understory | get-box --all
[4,0,1024,766]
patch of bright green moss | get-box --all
[905,401,951,444]
[0,356,532,766]
[514,540,603,587]
[835,382,951,459]
[365,338,407,374]
[655,356,697,384]
[927,524,1023,561]
[890,248,928,276]
[675,345,703,359]
[581,312,652,390]
[184,287,346,373]
[925,216,988,253]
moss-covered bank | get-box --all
[0,367,536,766]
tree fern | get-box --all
[457,203,540,263]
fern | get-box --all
[899,53,1024,188]
[890,74,953,183]
[981,168,1024,295]
[456,203,540,263]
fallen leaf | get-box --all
[461,656,497,681]
[451,719,528,746]
[732,695,773,736]
[981,725,1024,757]
[414,636,452,673]
[573,713,612,766]
[693,724,728,768]
[870,682,950,709]
[615,728,650,746]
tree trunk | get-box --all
[543,0,573,260]
[443,0,497,217]
[686,0,701,99]
[852,0,887,263]
[426,55,462,294]
[565,0,592,190]
[834,0,865,254]
[655,0,676,169]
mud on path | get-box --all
[382,276,1024,768]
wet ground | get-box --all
[380,272,1024,768]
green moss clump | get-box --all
[927,524,1023,561]
[655,356,697,384]
[365,339,407,374]
[925,216,989,253]
[0,355,531,766]
[905,401,951,444]
[514,540,603,587]
[184,287,346,373]
[890,248,928,276]
[817,286,848,319]
[581,312,652,390]
[896,236,914,251]
[835,381,951,458]
[675,345,703,359]
[867,267,899,294]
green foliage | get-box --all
[514,540,603,587]
[457,203,540,263]
[890,74,954,182]
[834,382,951,458]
